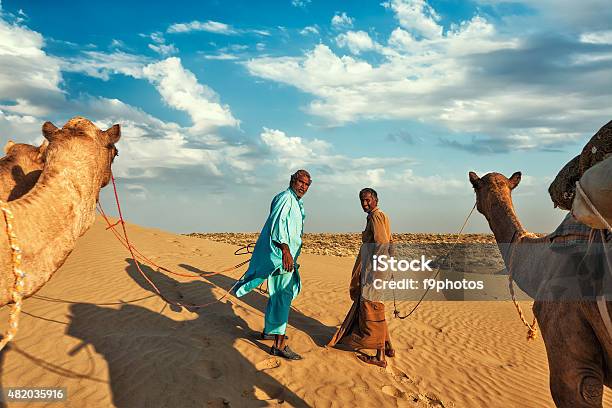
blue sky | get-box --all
[0,0,611,233]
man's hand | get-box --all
[273,241,294,272]
[280,244,294,272]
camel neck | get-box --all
[486,200,527,264]
[9,148,100,259]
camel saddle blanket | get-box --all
[572,156,612,230]
[549,213,594,250]
[549,120,612,210]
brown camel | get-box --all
[0,140,47,201]
[0,117,120,307]
[469,171,612,408]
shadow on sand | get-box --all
[64,259,310,407]
[178,262,336,348]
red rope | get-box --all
[104,173,246,309]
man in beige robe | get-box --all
[328,188,395,367]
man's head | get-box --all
[290,169,312,199]
[359,188,378,213]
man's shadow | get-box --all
[179,262,336,347]
[64,259,309,407]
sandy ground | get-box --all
[1,218,611,407]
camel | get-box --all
[469,171,612,408]
[0,140,47,201]
[0,117,120,307]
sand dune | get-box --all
[1,218,610,407]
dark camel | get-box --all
[469,171,612,408]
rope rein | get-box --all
[101,173,249,310]
[393,203,476,319]
[505,230,538,341]
[0,200,25,351]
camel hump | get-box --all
[62,116,97,131]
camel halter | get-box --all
[0,199,25,351]
[505,229,538,341]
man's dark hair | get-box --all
[359,187,378,200]
[290,169,312,185]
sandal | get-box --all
[356,354,387,368]
[270,345,302,360]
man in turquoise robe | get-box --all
[233,170,311,360]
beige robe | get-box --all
[328,207,392,350]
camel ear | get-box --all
[104,124,121,144]
[469,171,481,188]
[42,121,59,142]
[37,139,49,161]
[3,140,15,154]
[508,171,521,189]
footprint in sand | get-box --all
[382,385,408,399]
[197,360,223,380]
[388,366,413,384]
[255,357,281,371]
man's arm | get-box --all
[269,193,294,272]
[273,241,294,272]
[371,211,391,244]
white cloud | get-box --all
[300,25,319,36]
[0,14,64,114]
[202,53,240,60]
[245,0,611,150]
[336,31,377,54]
[382,0,442,39]
[142,57,239,133]
[125,184,148,200]
[148,43,178,56]
[110,39,126,49]
[258,127,462,194]
[292,0,311,8]
[331,12,354,30]
[0,12,251,184]
[580,30,612,44]
[145,31,178,56]
[167,20,237,35]
[62,51,151,80]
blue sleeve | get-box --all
[269,193,292,246]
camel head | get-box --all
[3,139,48,164]
[41,117,120,189]
[469,171,521,219]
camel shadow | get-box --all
[178,263,336,347]
[64,259,309,407]
[8,166,41,201]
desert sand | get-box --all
[1,218,611,407]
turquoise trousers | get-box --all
[264,269,301,335]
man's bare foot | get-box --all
[260,332,288,341]
[273,334,287,350]
[356,354,387,368]
[385,341,395,358]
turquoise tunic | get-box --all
[233,188,305,297]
